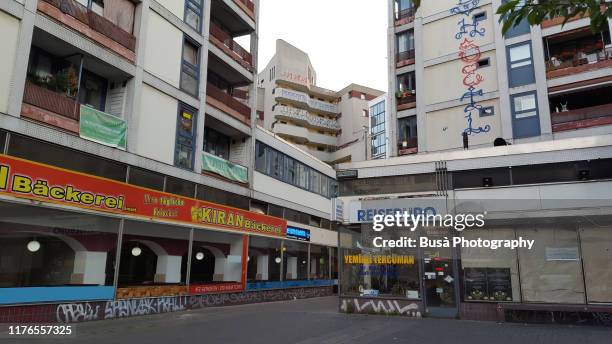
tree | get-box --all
[412,1,612,34]
[496,0,612,34]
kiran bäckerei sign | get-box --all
[0,155,286,237]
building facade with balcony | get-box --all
[257,40,384,166]
[0,0,339,323]
[386,0,612,157]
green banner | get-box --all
[202,152,248,183]
[79,105,127,150]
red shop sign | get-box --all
[0,154,287,237]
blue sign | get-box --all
[286,226,310,241]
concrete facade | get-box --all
[257,40,384,165]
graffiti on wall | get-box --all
[451,0,491,136]
[340,298,422,317]
[53,287,333,323]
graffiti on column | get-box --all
[451,0,491,135]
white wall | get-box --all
[253,172,332,215]
[134,84,178,164]
[144,11,183,88]
[0,10,20,114]
[156,0,185,19]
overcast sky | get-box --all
[243,0,388,92]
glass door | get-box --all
[421,229,459,317]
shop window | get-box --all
[461,228,520,302]
[189,230,243,285]
[517,226,585,304]
[175,104,197,170]
[118,220,190,290]
[453,167,511,189]
[282,240,308,280]
[204,127,230,161]
[247,236,281,282]
[184,0,203,32]
[330,247,338,279]
[340,224,420,299]
[580,224,612,303]
[165,176,196,198]
[7,134,127,182]
[0,204,119,289]
[128,167,164,191]
[181,38,200,97]
[339,173,436,197]
[507,42,535,87]
[310,245,330,280]
[284,208,310,226]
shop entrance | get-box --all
[421,229,460,318]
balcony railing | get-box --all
[209,22,253,70]
[395,7,416,24]
[23,81,79,120]
[551,103,612,132]
[398,138,418,155]
[40,0,136,52]
[206,82,251,124]
[233,0,255,18]
[396,49,415,63]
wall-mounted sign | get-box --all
[79,105,126,150]
[0,155,287,237]
[336,169,358,180]
[286,226,310,241]
[348,197,447,223]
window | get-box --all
[254,141,335,198]
[581,225,612,303]
[477,58,490,68]
[175,104,197,170]
[204,127,230,160]
[503,0,530,38]
[190,230,243,285]
[479,106,494,117]
[181,38,200,97]
[184,0,203,32]
[310,245,330,280]
[473,12,486,22]
[396,30,414,53]
[397,115,417,146]
[247,237,282,282]
[362,109,368,117]
[128,167,165,190]
[507,42,535,87]
[512,93,537,118]
[78,70,108,111]
[397,72,416,93]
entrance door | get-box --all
[421,230,459,317]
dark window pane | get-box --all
[268,204,284,218]
[128,167,164,191]
[7,134,127,182]
[0,131,6,153]
[453,168,511,189]
[180,72,198,96]
[165,177,196,197]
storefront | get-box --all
[338,189,612,324]
[0,154,337,323]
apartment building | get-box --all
[258,40,384,165]
[0,0,338,322]
[334,0,612,323]
[387,0,612,156]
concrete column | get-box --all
[387,0,398,157]
[414,16,427,153]
[194,0,213,174]
[154,255,182,283]
[7,0,36,117]
[71,251,108,285]
[224,236,243,281]
[256,255,269,280]
[491,0,514,141]
[285,256,297,280]
[530,24,552,139]
[125,0,150,152]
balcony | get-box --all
[37,0,136,61]
[274,123,337,147]
[202,151,248,184]
[396,91,416,111]
[232,0,255,20]
[396,49,415,68]
[398,138,418,156]
[395,7,416,26]
[209,22,253,72]
[544,28,612,79]
[206,82,251,125]
[549,85,612,133]
[274,87,339,116]
[274,105,341,132]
